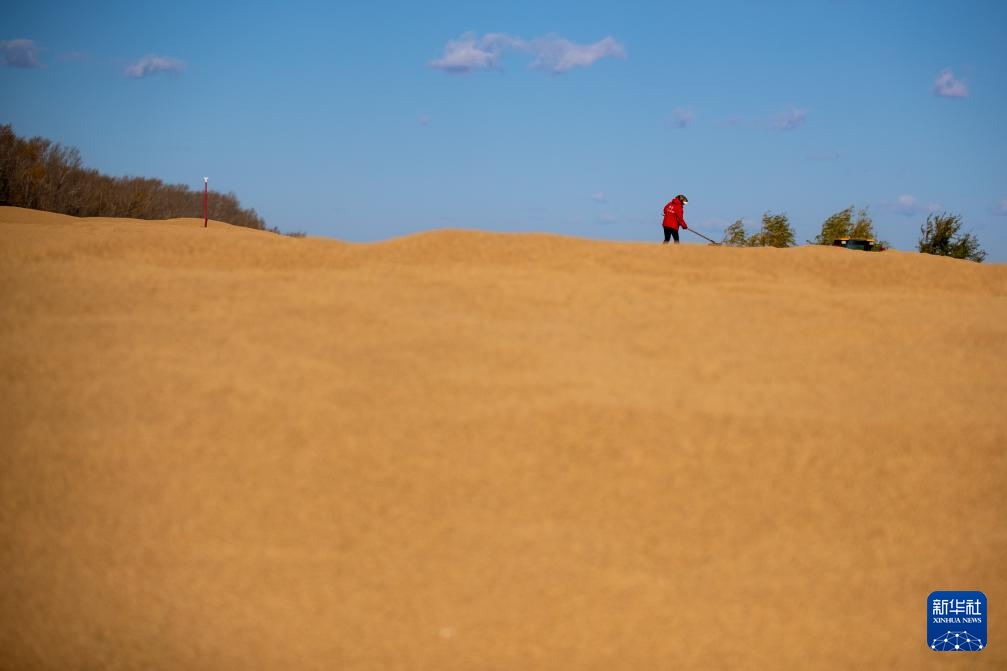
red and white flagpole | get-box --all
[203,177,209,227]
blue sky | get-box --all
[3,0,1006,258]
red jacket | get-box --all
[663,198,687,230]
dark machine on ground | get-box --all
[832,237,882,251]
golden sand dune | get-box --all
[1,206,1005,669]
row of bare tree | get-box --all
[0,124,267,230]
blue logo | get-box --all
[928,591,986,651]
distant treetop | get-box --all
[721,212,795,248]
[0,124,268,231]
[918,212,986,262]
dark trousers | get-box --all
[663,226,680,244]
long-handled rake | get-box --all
[686,228,721,245]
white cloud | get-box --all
[933,68,968,98]
[429,32,625,75]
[889,194,943,217]
[599,213,618,224]
[591,191,606,203]
[892,194,918,216]
[427,32,510,74]
[1,39,42,68]
[772,107,807,130]
[672,107,694,129]
[125,55,185,79]
[992,199,1007,216]
[528,35,626,74]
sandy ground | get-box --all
[1,206,1005,669]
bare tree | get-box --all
[0,124,268,230]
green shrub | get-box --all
[720,219,748,246]
[917,212,986,262]
[749,211,796,248]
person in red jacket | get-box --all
[662,194,689,244]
